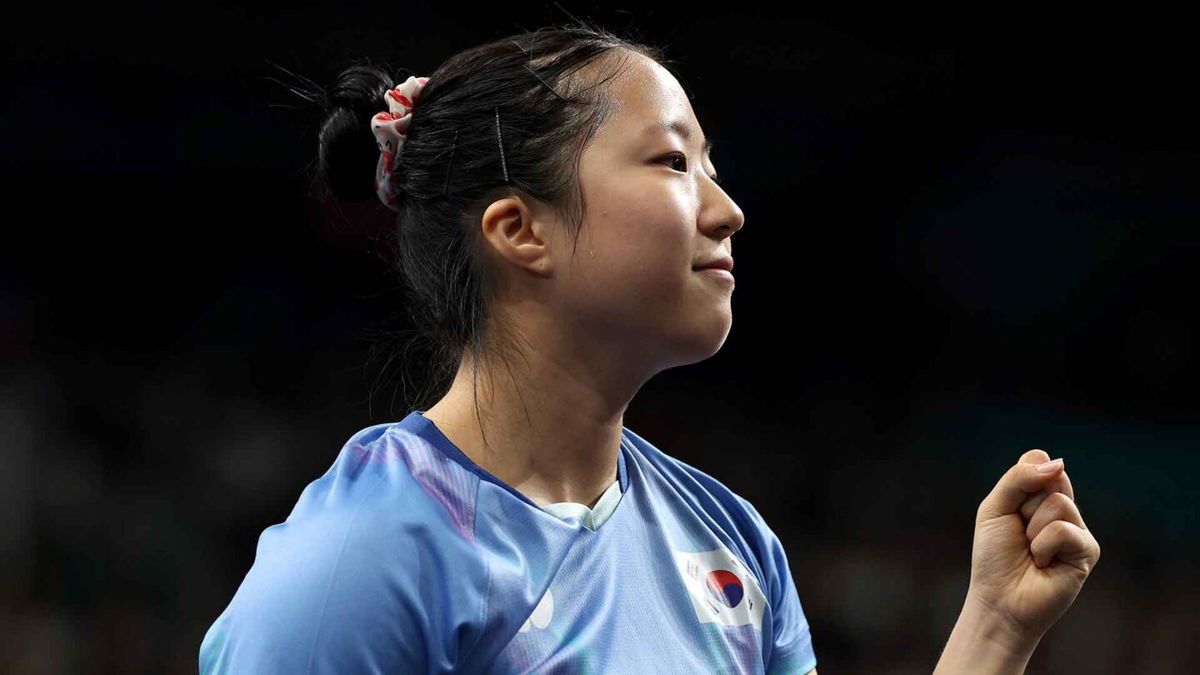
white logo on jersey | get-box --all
[518,588,554,632]
[673,546,767,631]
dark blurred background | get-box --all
[3,3,1196,673]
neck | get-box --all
[421,352,634,508]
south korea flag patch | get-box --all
[673,545,767,631]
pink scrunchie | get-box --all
[370,75,430,211]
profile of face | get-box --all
[484,50,745,378]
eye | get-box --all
[662,152,722,185]
[662,152,688,172]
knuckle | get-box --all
[1048,491,1075,509]
[1047,519,1071,536]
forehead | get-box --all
[601,53,711,153]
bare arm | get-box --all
[933,595,1039,675]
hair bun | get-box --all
[316,64,396,204]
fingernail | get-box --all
[1037,458,1064,473]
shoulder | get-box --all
[621,426,780,563]
[287,419,481,542]
[621,426,742,497]
[200,422,489,673]
[265,421,490,612]
[620,431,817,673]
[622,426,766,516]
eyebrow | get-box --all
[643,120,716,157]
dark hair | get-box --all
[276,20,673,444]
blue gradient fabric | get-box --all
[199,410,817,674]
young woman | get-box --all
[200,22,1100,674]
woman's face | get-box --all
[552,51,746,372]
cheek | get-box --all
[583,168,694,269]
[564,180,699,322]
[559,225,688,327]
[592,219,691,297]
[611,195,693,265]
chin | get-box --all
[666,316,733,368]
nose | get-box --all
[701,176,745,239]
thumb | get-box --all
[977,457,1065,521]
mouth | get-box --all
[692,256,734,273]
[693,267,735,283]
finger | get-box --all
[1015,448,1075,502]
[1018,448,1052,465]
[977,457,1067,522]
[1020,470,1076,521]
[1029,520,1102,572]
[1026,492,1088,542]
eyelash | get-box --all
[662,152,721,185]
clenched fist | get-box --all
[965,448,1102,643]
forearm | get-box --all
[933,596,1041,675]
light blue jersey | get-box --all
[199,410,817,674]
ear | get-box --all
[480,194,555,278]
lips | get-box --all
[692,257,734,272]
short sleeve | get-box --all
[198,510,433,673]
[735,496,818,675]
[197,459,485,674]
